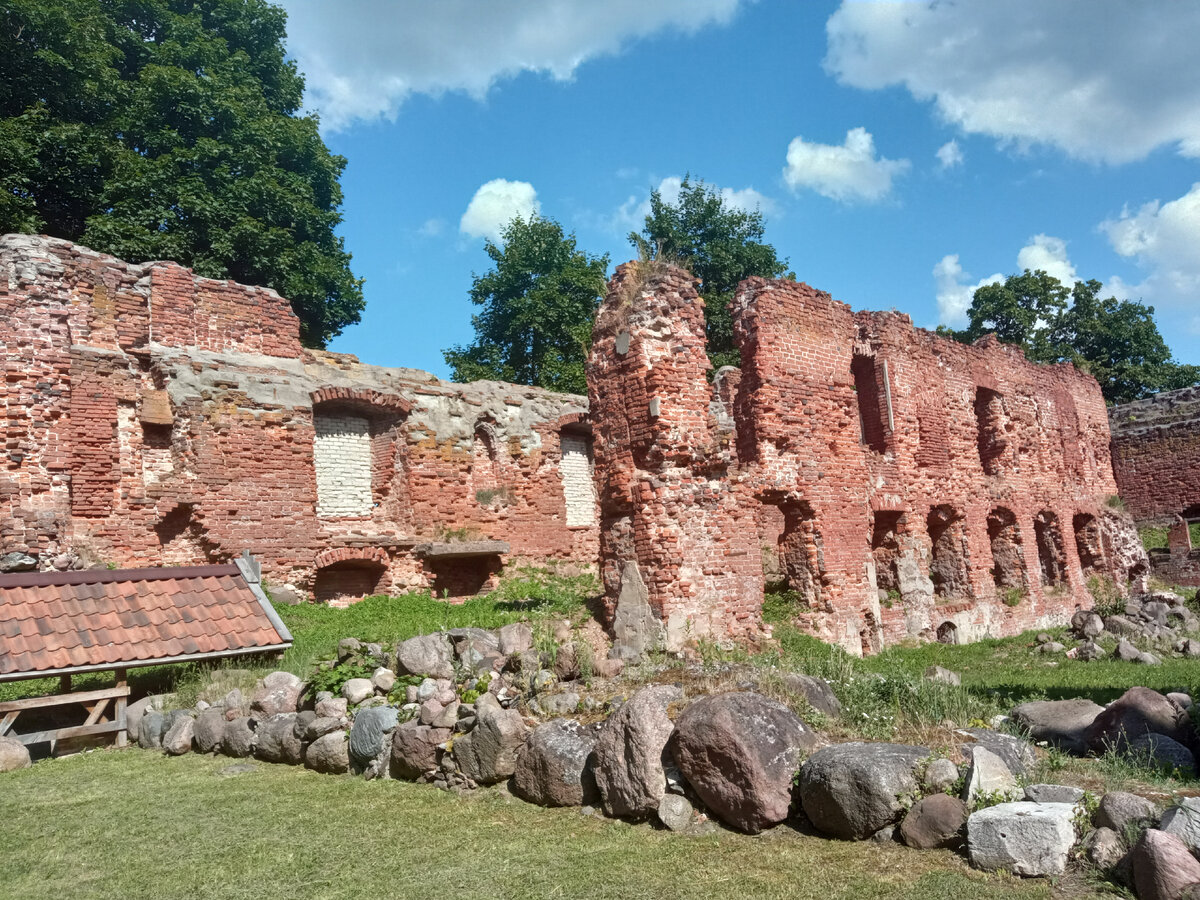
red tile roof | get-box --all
[0,563,292,680]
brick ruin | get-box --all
[0,235,598,604]
[588,262,1147,655]
[1110,386,1200,586]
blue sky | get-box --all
[278,0,1200,375]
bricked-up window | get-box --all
[927,505,971,600]
[314,561,385,606]
[559,431,598,527]
[1034,511,1068,587]
[871,511,905,593]
[974,387,1008,475]
[473,424,501,492]
[777,500,823,608]
[987,507,1027,594]
[1073,513,1104,574]
[314,413,373,517]
[852,354,888,453]
[916,410,949,468]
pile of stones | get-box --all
[1061,589,1200,664]
[6,618,1199,900]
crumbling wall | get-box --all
[589,265,1143,655]
[0,235,598,603]
[1110,386,1200,523]
[587,263,764,648]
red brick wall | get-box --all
[0,235,597,602]
[1110,386,1200,524]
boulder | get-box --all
[304,731,350,774]
[798,742,930,840]
[341,678,374,705]
[1132,829,1200,900]
[454,693,529,785]
[255,713,303,765]
[498,622,534,656]
[162,714,195,755]
[349,706,400,770]
[1094,791,1158,833]
[541,692,580,717]
[1116,638,1142,662]
[1072,609,1105,639]
[391,721,451,780]
[512,718,600,807]
[395,633,454,679]
[0,735,32,772]
[961,746,1020,805]
[372,667,396,693]
[1168,692,1193,711]
[418,699,445,726]
[673,691,818,834]
[923,665,961,686]
[967,802,1077,876]
[781,673,842,718]
[316,696,348,719]
[125,694,166,743]
[1084,687,1191,754]
[593,685,681,819]
[193,707,227,753]
[302,715,345,743]
[958,728,1036,777]
[1084,826,1128,872]
[1129,733,1196,775]
[609,560,663,661]
[900,793,967,850]
[1023,784,1085,804]
[921,757,960,794]
[553,642,582,682]
[337,637,362,662]
[262,671,302,691]
[1106,615,1142,637]
[250,682,301,718]
[1161,797,1200,852]
[1078,641,1106,661]
[657,794,695,832]
[221,717,256,758]
[0,551,37,572]
[1010,698,1104,755]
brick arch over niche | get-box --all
[309,387,412,415]
[312,547,390,606]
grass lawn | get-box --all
[0,750,1061,900]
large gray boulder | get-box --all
[138,710,166,750]
[255,713,303,765]
[1072,609,1104,639]
[967,802,1078,876]
[498,623,533,656]
[349,706,400,771]
[1129,733,1197,775]
[1160,797,1200,852]
[1085,687,1192,754]
[193,707,227,753]
[222,716,257,758]
[512,719,599,807]
[594,684,681,819]
[341,678,374,705]
[1094,791,1158,833]
[395,633,454,679]
[900,794,967,850]
[1010,698,1104,755]
[125,694,166,744]
[781,674,842,719]
[304,731,349,774]
[609,560,664,661]
[453,693,529,784]
[1132,829,1200,900]
[958,728,1036,777]
[961,746,1020,805]
[673,692,818,834]
[798,742,930,840]
[0,735,31,772]
[391,721,450,780]
[162,714,195,756]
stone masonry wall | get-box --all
[0,235,598,602]
[589,264,1145,655]
[1109,386,1200,524]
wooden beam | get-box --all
[0,711,17,736]
[82,697,111,727]
[114,668,127,749]
[0,685,129,713]
[12,720,124,746]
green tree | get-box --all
[444,216,609,394]
[0,0,362,347]
[946,270,1199,404]
[629,176,791,369]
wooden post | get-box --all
[59,674,72,694]
[114,668,128,748]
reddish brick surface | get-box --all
[1110,386,1200,523]
[589,264,1145,654]
[0,235,597,603]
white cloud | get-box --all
[933,254,1002,328]
[936,140,963,169]
[1099,182,1200,313]
[825,1,1200,164]
[613,175,773,232]
[782,127,910,203]
[279,0,745,130]
[417,217,445,237]
[1016,234,1078,287]
[460,179,540,243]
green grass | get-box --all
[1140,522,1200,550]
[0,750,1058,900]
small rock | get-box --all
[250,682,301,718]
[349,706,400,770]
[418,699,445,726]
[1137,651,1162,666]
[922,758,960,794]
[781,673,842,718]
[162,714,195,755]
[222,717,256,758]
[1094,791,1158,834]
[337,637,362,661]
[1023,784,1085,804]
[962,746,1020,806]
[0,735,32,772]
[391,721,451,779]
[395,633,454,680]
[657,794,694,832]
[923,665,961,687]
[262,671,302,691]
[1072,609,1104,639]
[372,667,396,693]
[0,551,37,573]
[1077,641,1106,661]
[967,802,1077,876]
[1084,826,1127,872]
[304,731,350,774]
[541,692,580,716]
[958,728,1036,777]
[341,678,374,705]
[498,622,533,656]
[593,658,624,679]
[454,693,529,785]
[255,713,304,765]
[302,716,344,743]
[1036,641,1066,654]
[431,700,460,729]
[533,670,557,692]
[900,794,967,850]
[1036,632,1052,645]
[315,696,348,719]
[1167,692,1193,711]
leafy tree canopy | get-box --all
[0,0,363,347]
[944,270,1199,404]
[629,176,791,369]
[444,216,609,395]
